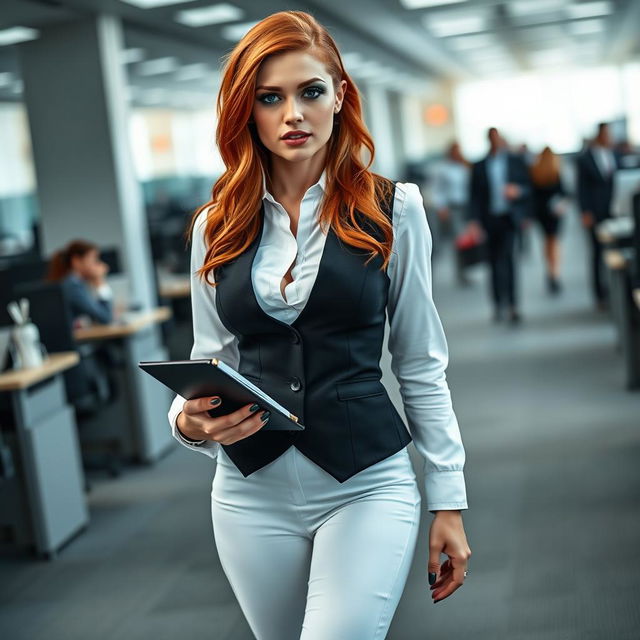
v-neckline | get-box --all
[250,202,333,327]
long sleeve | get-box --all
[386,182,468,513]
[62,275,114,324]
[430,161,448,211]
[167,208,240,458]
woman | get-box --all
[432,141,471,286]
[47,239,113,324]
[168,11,471,639]
[530,146,567,295]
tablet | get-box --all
[138,358,304,431]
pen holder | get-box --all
[10,322,47,370]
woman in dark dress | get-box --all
[530,146,567,294]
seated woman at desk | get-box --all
[46,239,114,325]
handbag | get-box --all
[455,225,488,267]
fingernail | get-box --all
[250,403,260,412]
[433,599,440,604]
[428,572,436,585]
[260,411,270,421]
[210,398,221,406]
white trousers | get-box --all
[211,444,422,640]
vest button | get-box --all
[290,377,301,392]
[291,332,300,344]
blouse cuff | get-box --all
[168,396,219,459]
[94,283,113,300]
[424,469,468,512]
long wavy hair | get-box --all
[530,146,561,187]
[186,10,394,287]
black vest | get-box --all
[214,180,412,482]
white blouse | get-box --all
[167,169,468,512]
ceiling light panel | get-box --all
[567,1,612,19]
[122,48,146,64]
[121,0,198,8]
[175,3,244,27]
[0,27,39,46]
[568,19,605,35]
[399,0,467,8]
[137,56,179,75]
[175,63,210,80]
[423,9,490,37]
[221,21,259,41]
[508,0,566,16]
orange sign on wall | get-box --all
[424,103,449,127]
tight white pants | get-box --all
[211,444,422,640]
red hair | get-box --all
[46,239,99,282]
[186,10,395,287]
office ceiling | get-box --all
[0,0,639,105]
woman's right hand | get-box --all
[176,397,270,445]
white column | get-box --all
[361,82,399,179]
[18,14,157,309]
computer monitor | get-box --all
[100,247,121,275]
[13,280,76,352]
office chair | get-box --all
[14,280,125,481]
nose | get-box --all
[283,96,303,124]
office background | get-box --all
[0,1,639,639]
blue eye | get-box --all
[256,85,326,105]
[303,86,325,99]
[258,93,279,104]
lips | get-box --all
[281,131,311,140]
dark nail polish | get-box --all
[260,411,270,421]
[210,398,221,406]
[428,572,436,585]
[250,403,260,412]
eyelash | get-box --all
[257,86,326,105]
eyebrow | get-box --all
[256,77,326,92]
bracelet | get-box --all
[176,424,206,446]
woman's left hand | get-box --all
[427,510,471,603]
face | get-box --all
[597,124,611,147]
[252,50,346,165]
[488,128,502,149]
[72,249,108,280]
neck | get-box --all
[267,147,327,203]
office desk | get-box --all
[159,276,190,300]
[596,216,634,247]
[0,352,89,559]
[603,249,640,390]
[73,307,175,463]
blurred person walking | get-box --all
[468,127,532,324]
[576,122,618,310]
[432,141,472,286]
[530,146,568,295]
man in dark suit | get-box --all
[577,122,618,309]
[468,127,532,324]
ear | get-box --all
[335,79,347,113]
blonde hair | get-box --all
[530,146,561,187]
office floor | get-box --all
[1,210,639,640]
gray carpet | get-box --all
[1,210,639,639]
